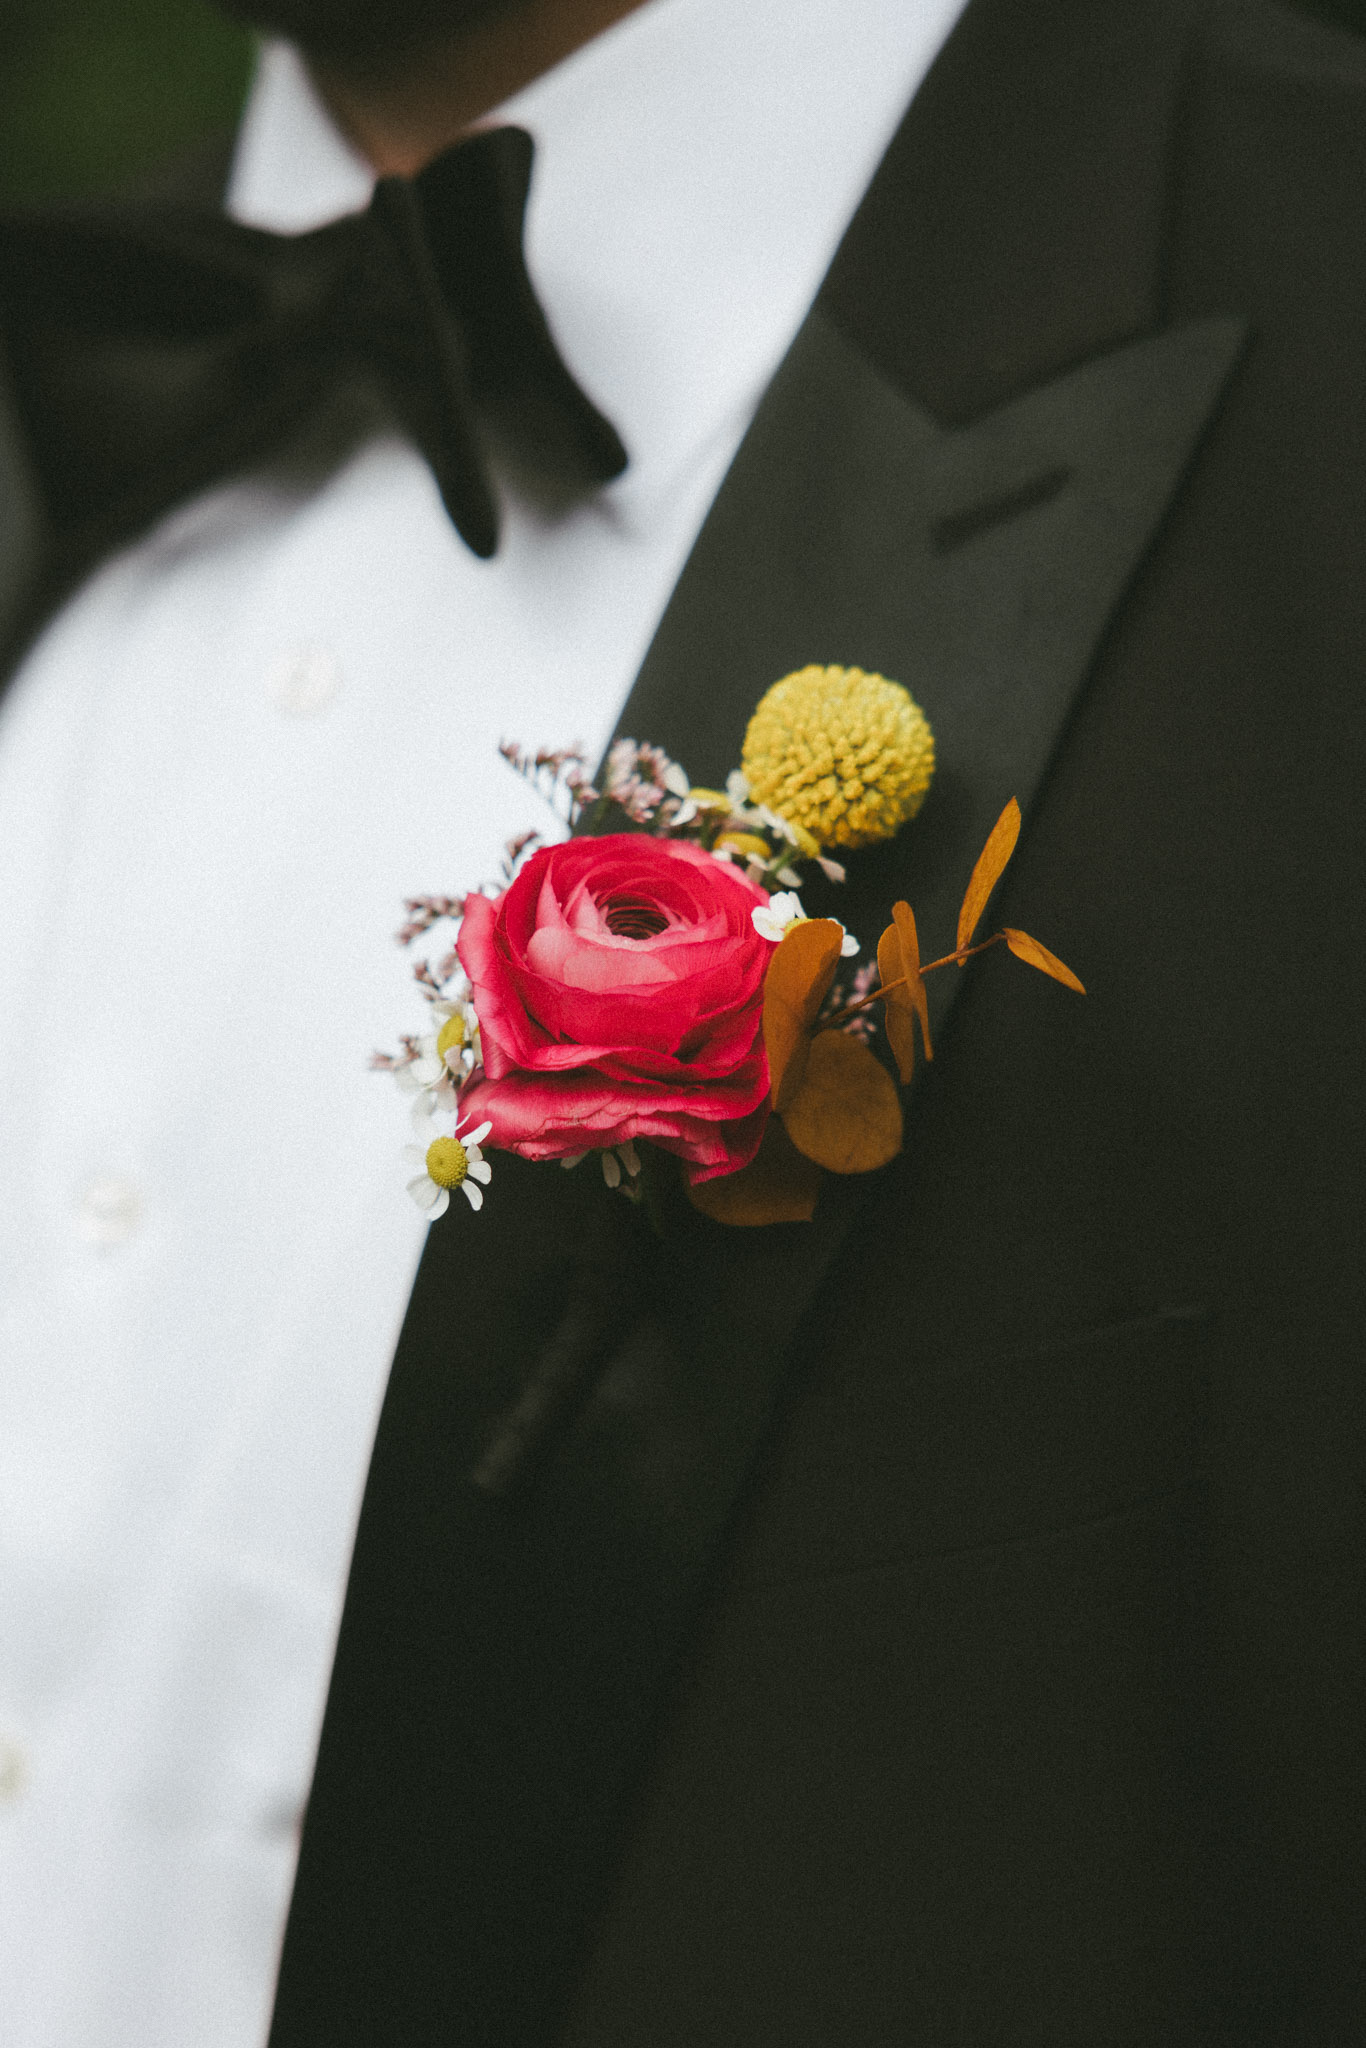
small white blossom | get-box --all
[752,891,859,956]
[601,1141,643,1191]
[660,759,698,823]
[752,891,809,942]
[760,806,800,844]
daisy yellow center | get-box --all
[715,830,772,861]
[436,1014,466,1062]
[425,1136,469,1189]
[741,664,935,851]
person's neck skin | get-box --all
[310,0,652,177]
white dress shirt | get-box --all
[0,1,965,2040]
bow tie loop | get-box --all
[411,131,629,485]
[0,125,627,575]
[362,173,500,556]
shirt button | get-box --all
[270,643,342,717]
[76,1174,142,1247]
[0,1735,27,1807]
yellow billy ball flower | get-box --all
[741,665,935,851]
[425,1135,470,1189]
[436,1013,466,1063]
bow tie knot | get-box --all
[0,125,627,573]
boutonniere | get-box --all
[377,664,1082,1228]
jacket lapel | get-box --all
[615,303,1245,1038]
[271,2,1247,2041]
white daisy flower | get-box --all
[394,996,479,1104]
[661,759,699,825]
[684,785,733,816]
[393,1034,446,1095]
[403,1116,494,1218]
[752,891,859,956]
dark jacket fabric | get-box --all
[268,2,1366,2041]
[5,0,1365,2042]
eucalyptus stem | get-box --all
[827,931,1008,1027]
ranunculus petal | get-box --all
[457,835,774,1162]
[526,924,680,990]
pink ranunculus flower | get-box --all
[455,834,773,1183]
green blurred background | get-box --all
[0,0,254,202]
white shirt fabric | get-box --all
[0,2,965,2041]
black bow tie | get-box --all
[0,125,628,573]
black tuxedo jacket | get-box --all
[3,0,1364,2042]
